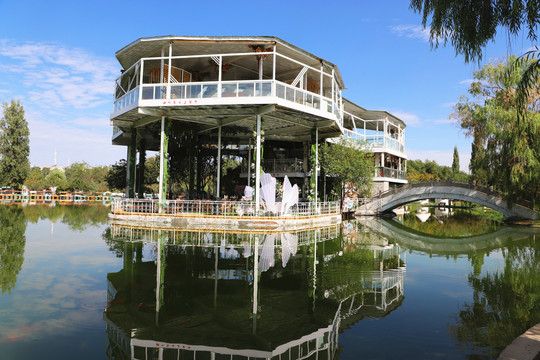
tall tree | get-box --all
[410,1,540,116]
[452,56,540,206]
[319,138,374,199]
[0,100,30,189]
[452,146,460,175]
[105,159,127,192]
[410,0,540,63]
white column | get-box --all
[218,55,222,98]
[315,127,319,204]
[259,54,263,80]
[216,125,222,199]
[331,68,335,111]
[255,115,262,213]
[139,60,144,101]
[272,45,276,96]
[252,235,259,334]
[155,231,164,327]
[166,42,172,99]
[158,116,165,209]
[214,246,218,309]
[383,118,388,148]
[160,47,165,98]
[247,138,252,187]
[320,63,324,97]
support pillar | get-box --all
[252,235,259,335]
[315,128,319,204]
[196,136,202,196]
[188,130,195,198]
[310,129,318,202]
[155,230,166,327]
[247,138,252,187]
[127,128,137,198]
[216,126,222,199]
[255,115,262,213]
[137,137,146,197]
[158,117,170,207]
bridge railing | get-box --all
[368,180,535,210]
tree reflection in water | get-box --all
[0,204,109,295]
[401,208,504,238]
[450,236,540,357]
[0,206,27,295]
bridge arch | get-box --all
[358,182,537,220]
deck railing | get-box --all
[375,167,407,180]
[113,79,341,126]
[342,128,405,154]
[110,198,341,218]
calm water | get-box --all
[0,204,539,359]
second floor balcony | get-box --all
[374,166,407,181]
[342,128,405,154]
[111,45,344,130]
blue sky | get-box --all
[0,0,536,171]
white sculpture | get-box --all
[280,175,299,215]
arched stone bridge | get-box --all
[356,181,538,220]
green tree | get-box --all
[410,0,540,63]
[106,159,127,192]
[319,138,374,199]
[452,56,540,206]
[451,146,460,175]
[24,167,46,190]
[410,1,540,119]
[143,155,160,194]
[45,169,67,190]
[0,206,27,295]
[0,100,30,189]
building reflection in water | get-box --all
[103,222,406,360]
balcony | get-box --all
[112,47,345,131]
[374,167,406,181]
[113,78,340,125]
[341,128,405,154]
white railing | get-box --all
[109,223,341,245]
[275,82,322,110]
[383,137,404,153]
[111,198,341,218]
[375,166,406,180]
[342,128,405,154]
[113,87,139,113]
[113,79,340,123]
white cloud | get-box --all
[389,24,431,43]
[0,39,124,166]
[459,79,475,86]
[390,110,421,126]
[0,39,118,110]
[432,118,455,125]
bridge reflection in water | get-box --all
[103,222,406,360]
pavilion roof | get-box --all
[115,35,345,89]
[343,98,406,129]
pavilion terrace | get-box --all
[109,36,407,225]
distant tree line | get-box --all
[407,152,469,183]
